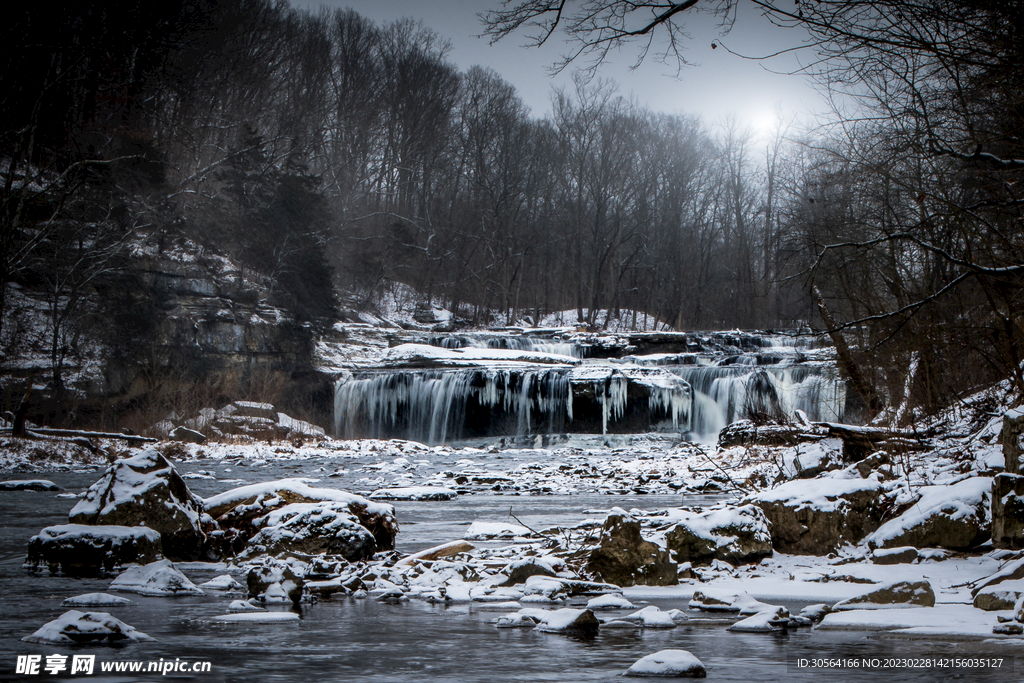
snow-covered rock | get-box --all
[864,477,992,551]
[465,521,531,540]
[369,486,457,501]
[205,479,397,553]
[532,608,600,635]
[584,510,676,586]
[69,449,207,560]
[624,650,706,678]
[751,477,884,553]
[688,590,771,614]
[199,574,244,591]
[586,594,636,610]
[974,579,1024,611]
[662,504,772,565]
[228,599,264,611]
[832,580,935,610]
[61,593,133,608]
[244,502,377,561]
[619,606,677,628]
[246,557,304,604]
[726,606,789,632]
[22,611,154,644]
[212,612,299,623]
[109,559,204,596]
[0,479,60,491]
[25,524,161,576]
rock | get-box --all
[243,502,377,561]
[109,559,205,596]
[199,574,244,591]
[495,613,541,628]
[971,557,1024,599]
[25,524,161,576]
[619,606,677,628]
[832,580,935,610]
[726,606,790,632]
[991,473,1024,549]
[204,479,397,555]
[974,579,1024,611]
[792,440,843,478]
[854,452,891,479]
[625,650,706,678]
[871,546,919,565]
[663,504,773,566]
[688,590,773,613]
[212,612,300,623]
[993,622,1023,635]
[791,603,830,626]
[22,611,154,644]
[533,608,600,636]
[61,593,133,607]
[232,401,278,420]
[247,558,304,605]
[500,558,558,587]
[228,599,264,611]
[369,486,457,501]
[1016,594,1024,623]
[0,479,60,491]
[585,594,636,610]
[865,477,992,551]
[396,540,474,566]
[751,478,884,553]
[170,426,207,444]
[584,510,677,586]
[69,449,207,561]
[718,419,821,448]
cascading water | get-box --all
[426,335,584,358]
[334,365,691,445]
[671,365,846,441]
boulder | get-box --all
[864,477,991,551]
[750,477,884,553]
[974,579,1024,611]
[243,502,377,561]
[0,479,60,491]
[991,473,1024,549]
[663,505,772,566]
[204,479,397,555]
[625,650,706,678]
[22,611,154,645]
[726,606,790,632]
[25,524,161,576]
[108,559,204,596]
[170,426,206,444]
[619,606,677,629]
[69,449,207,561]
[500,558,558,587]
[232,401,278,420]
[532,608,600,636]
[61,593,133,608]
[870,546,919,565]
[584,510,677,587]
[972,558,1024,605]
[247,558,305,605]
[832,580,935,610]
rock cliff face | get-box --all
[2,235,333,429]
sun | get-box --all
[746,107,780,138]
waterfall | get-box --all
[671,365,845,440]
[427,335,584,358]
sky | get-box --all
[291,1,829,134]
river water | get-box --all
[1,458,1019,682]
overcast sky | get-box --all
[292,1,828,133]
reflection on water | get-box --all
[0,466,1019,682]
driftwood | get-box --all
[814,421,932,461]
[1,426,156,445]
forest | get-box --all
[2,0,1023,423]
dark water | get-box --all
[0,466,1020,682]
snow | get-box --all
[61,593,133,607]
[532,608,594,633]
[625,650,705,678]
[228,600,264,611]
[727,606,789,632]
[382,343,580,367]
[465,521,532,540]
[109,559,205,596]
[212,612,299,623]
[22,611,154,644]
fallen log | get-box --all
[1,427,156,445]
